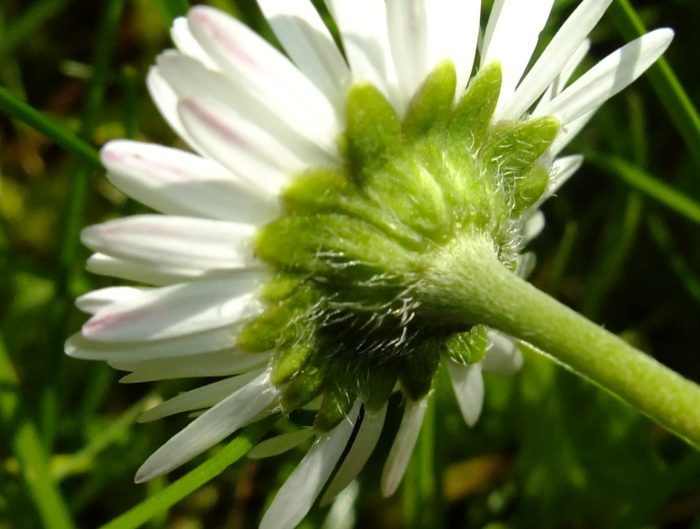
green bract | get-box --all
[243,62,559,429]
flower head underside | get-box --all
[66,2,673,528]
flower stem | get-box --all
[421,235,700,449]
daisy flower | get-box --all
[66,1,672,528]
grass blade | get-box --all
[647,215,700,305]
[0,86,100,169]
[609,0,700,167]
[0,335,76,529]
[1,0,72,59]
[586,153,700,224]
[157,0,189,22]
[97,418,275,529]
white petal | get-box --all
[135,369,279,482]
[386,0,431,105]
[447,361,484,427]
[321,403,387,505]
[66,326,242,361]
[321,481,359,529]
[101,140,280,224]
[324,0,401,112]
[434,0,481,94]
[517,251,537,279]
[81,275,265,341]
[260,404,360,529]
[156,51,334,167]
[81,215,258,272]
[138,371,263,422]
[248,428,316,459]
[501,0,612,119]
[554,39,591,95]
[171,16,218,69]
[178,95,304,195]
[257,0,351,109]
[534,39,591,113]
[113,350,270,383]
[556,39,592,93]
[187,6,341,154]
[86,253,203,286]
[146,68,191,144]
[482,0,555,112]
[381,398,427,497]
[523,210,545,242]
[538,29,674,124]
[482,330,523,376]
[387,0,480,104]
[550,109,598,156]
[546,155,584,197]
[76,286,145,315]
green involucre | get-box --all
[243,61,559,430]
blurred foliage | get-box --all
[1,0,700,528]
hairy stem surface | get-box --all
[421,234,700,448]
